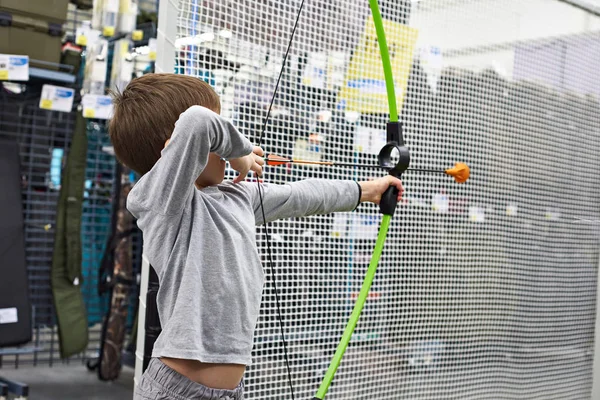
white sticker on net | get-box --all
[0,54,29,81]
[82,94,114,120]
[546,208,561,221]
[0,307,18,324]
[40,85,75,113]
[469,206,486,223]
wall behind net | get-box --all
[173,0,600,399]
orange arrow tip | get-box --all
[446,162,470,183]
[266,154,290,166]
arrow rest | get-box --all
[378,122,410,216]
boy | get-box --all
[109,74,403,400]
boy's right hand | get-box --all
[230,146,264,183]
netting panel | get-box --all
[173,0,600,399]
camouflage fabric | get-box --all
[99,175,134,380]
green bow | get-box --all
[312,1,406,398]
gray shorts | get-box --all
[135,358,245,400]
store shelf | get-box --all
[29,67,76,84]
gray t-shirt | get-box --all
[127,106,360,365]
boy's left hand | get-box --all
[359,176,404,205]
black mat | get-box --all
[0,139,32,347]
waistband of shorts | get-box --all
[145,358,244,399]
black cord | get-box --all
[255,1,306,399]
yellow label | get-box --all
[132,30,144,41]
[83,108,95,118]
[338,16,418,114]
[40,99,53,110]
[103,26,115,37]
[76,35,88,46]
[0,70,8,80]
[149,51,157,61]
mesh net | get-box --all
[170,0,600,398]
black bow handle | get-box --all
[378,122,410,216]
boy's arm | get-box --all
[129,106,253,215]
[249,179,361,225]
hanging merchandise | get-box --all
[75,21,101,47]
[88,163,135,381]
[338,16,418,114]
[83,38,109,94]
[118,0,138,34]
[92,0,119,37]
[102,0,119,37]
[110,38,134,92]
[51,112,89,359]
[147,38,157,62]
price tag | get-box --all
[545,209,561,221]
[39,85,75,112]
[82,94,113,120]
[0,54,29,81]
[132,30,144,41]
[103,26,115,37]
[76,26,89,46]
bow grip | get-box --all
[380,186,399,216]
[378,122,410,216]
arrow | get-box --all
[266,155,471,184]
